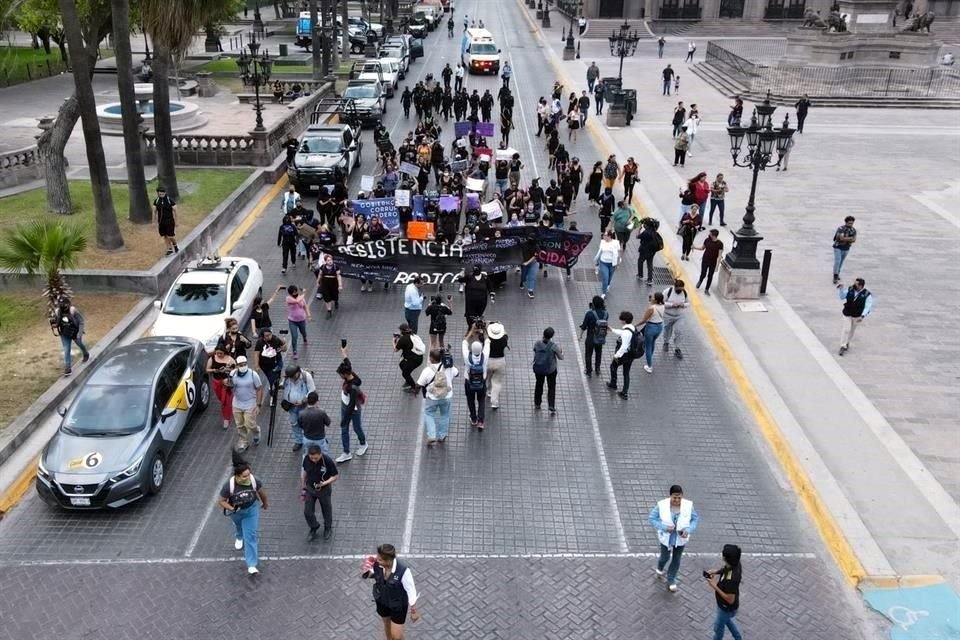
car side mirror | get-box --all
[498,48,502,53]
[348,143,357,151]
[153,299,162,309]
[232,301,241,312]
[57,406,67,417]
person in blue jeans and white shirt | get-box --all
[416,348,459,447]
[706,544,743,640]
[52,296,89,377]
[403,276,424,333]
[648,484,700,592]
[218,450,268,576]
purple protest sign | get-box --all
[439,195,460,211]
[454,121,472,137]
[466,193,481,210]
[476,121,495,137]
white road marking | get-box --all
[184,463,231,558]
[502,6,629,554]
[2,550,817,568]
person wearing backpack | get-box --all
[532,327,563,414]
[606,310,640,399]
[51,296,89,377]
[662,279,689,360]
[425,295,453,350]
[277,215,299,274]
[416,348,459,447]
[462,341,488,430]
[394,323,426,393]
[637,292,666,373]
[579,296,608,378]
[217,449,269,576]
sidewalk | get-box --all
[520,0,960,630]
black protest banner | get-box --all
[499,227,593,268]
[333,236,526,285]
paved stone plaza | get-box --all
[2,0,959,638]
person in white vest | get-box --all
[648,484,700,592]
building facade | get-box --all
[579,0,956,19]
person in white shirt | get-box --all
[594,230,621,298]
[462,339,489,430]
[606,310,637,399]
[455,62,465,92]
[684,106,700,156]
[685,41,697,62]
[648,484,700,592]
[281,183,301,215]
[403,276,424,334]
[661,279,688,360]
[416,348,459,447]
[363,543,421,636]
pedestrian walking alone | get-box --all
[673,126,689,167]
[403,276,424,334]
[837,278,872,356]
[706,544,744,640]
[662,64,675,95]
[301,445,338,541]
[594,80,605,115]
[832,216,857,284]
[285,285,310,358]
[485,322,509,409]
[278,215,299,273]
[595,230,621,297]
[637,219,662,286]
[51,296,89,377]
[708,173,728,226]
[795,94,811,133]
[685,41,697,62]
[661,279,689,359]
[532,326,563,414]
[361,544,421,640]
[694,229,724,296]
[462,340,488,430]
[657,36,666,58]
[648,484,700,592]
[586,60,600,92]
[281,364,316,452]
[153,186,179,255]
[335,354,368,462]
[579,296,608,378]
[394,323,426,392]
[417,347,458,447]
[218,449,268,576]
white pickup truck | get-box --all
[350,60,397,97]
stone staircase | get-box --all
[579,18,655,40]
[651,18,801,38]
[691,60,960,108]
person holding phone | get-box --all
[206,345,236,430]
[705,544,743,640]
[218,450,268,576]
[648,484,700,592]
[285,285,311,359]
[362,544,420,640]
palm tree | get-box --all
[111,0,152,224]
[142,0,243,202]
[0,220,88,316]
[57,0,124,250]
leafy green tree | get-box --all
[0,220,88,315]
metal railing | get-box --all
[754,64,960,98]
[705,41,759,79]
[0,58,68,87]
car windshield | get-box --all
[300,136,342,153]
[64,385,151,435]
[471,43,498,54]
[344,85,379,98]
[163,282,226,315]
[382,49,402,58]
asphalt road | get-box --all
[0,1,881,638]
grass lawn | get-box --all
[197,58,314,75]
[0,169,252,270]
[0,46,113,86]
[0,292,141,433]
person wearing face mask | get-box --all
[218,450,269,576]
[220,317,251,360]
[230,356,264,452]
[51,296,89,377]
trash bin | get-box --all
[622,88,637,123]
[601,76,622,93]
[279,43,289,57]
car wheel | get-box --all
[196,375,210,412]
[145,452,165,496]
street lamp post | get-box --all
[237,32,274,132]
[724,91,795,270]
[563,0,584,60]
[606,21,639,126]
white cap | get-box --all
[470,341,483,356]
[236,355,248,364]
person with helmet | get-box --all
[51,296,89,377]
[281,365,316,453]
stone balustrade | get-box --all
[0,145,43,189]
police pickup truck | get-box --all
[287,117,362,192]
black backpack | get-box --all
[467,353,485,391]
[591,310,609,345]
[624,328,644,360]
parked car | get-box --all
[36,337,210,509]
[351,60,394,97]
[380,45,409,75]
[409,37,425,60]
[288,123,362,193]
[340,80,387,127]
[348,15,384,39]
[149,256,264,354]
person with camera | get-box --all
[220,316,251,360]
[51,296,89,377]
[230,355,263,452]
[705,544,743,640]
[416,347,458,447]
[648,484,700,592]
[425,295,453,350]
[207,345,236,431]
[252,327,287,402]
[218,449,268,576]
[281,365,316,453]
[459,265,490,326]
[361,543,420,640]
[394,324,426,393]
[607,310,640,400]
[484,322,509,410]
[335,351,368,463]
[301,444,338,541]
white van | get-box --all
[461,28,501,75]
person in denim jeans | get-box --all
[520,237,539,299]
[218,450,268,576]
[832,216,857,284]
[706,544,743,640]
[416,349,458,447]
[52,297,89,376]
[648,484,700,592]
[636,292,665,373]
[285,285,310,358]
[300,392,331,455]
[335,356,368,463]
[282,365,316,453]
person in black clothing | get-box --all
[400,86,412,118]
[441,63,453,89]
[335,354,368,463]
[441,88,453,121]
[316,187,336,229]
[153,187,179,255]
[301,445,338,541]
[284,137,298,165]
[278,215,298,273]
[706,544,743,640]
[528,178,545,213]
[454,89,468,121]
[637,220,659,286]
[594,81,605,115]
[795,94,811,133]
[579,295,608,377]
[362,543,421,637]
[425,295,453,350]
[394,323,423,391]
[220,317,251,360]
[598,187,616,236]
[460,266,489,324]
[577,91,590,125]
[662,64,675,95]
[479,89,494,122]
[468,89,481,118]
[252,326,286,394]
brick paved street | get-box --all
[0,1,885,638]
